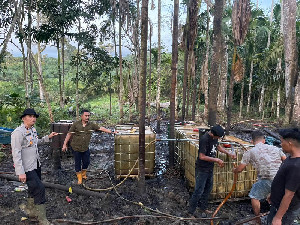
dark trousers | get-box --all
[188,169,213,214]
[267,205,300,225]
[26,166,46,205]
[72,148,90,172]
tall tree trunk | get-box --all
[187,0,200,121]
[17,8,53,121]
[217,36,228,112]
[226,45,237,134]
[227,0,250,134]
[138,0,148,193]
[17,6,30,108]
[182,26,188,121]
[208,0,224,126]
[119,13,124,124]
[239,79,244,118]
[0,0,22,61]
[76,20,81,118]
[133,0,140,111]
[201,5,210,118]
[112,0,117,117]
[246,60,253,113]
[21,41,30,108]
[27,0,33,95]
[259,85,265,116]
[156,0,162,131]
[169,0,179,168]
[37,12,45,101]
[277,87,281,118]
[282,0,297,123]
[57,40,64,108]
[292,76,300,124]
[61,34,65,107]
[147,20,152,125]
[128,66,134,121]
[30,53,54,122]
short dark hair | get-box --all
[251,131,265,142]
[80,109,90,115]
[278,128,300,143]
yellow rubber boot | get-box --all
[81,169,87,180]
[76,172,82,184]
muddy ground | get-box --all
[0,120,298,225]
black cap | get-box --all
[211,125,225,137]
[20,108,39,119]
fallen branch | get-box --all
[0,173,105,198]
[53,214,229,224]
[234,212,269,225]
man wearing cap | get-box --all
[11,108,58,225]
[62,109,116,184]
[188,125,236,217]
[267,128,300,225]
[234,131,286,224]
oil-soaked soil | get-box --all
[0,120,299,225]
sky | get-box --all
[6,0,279,58]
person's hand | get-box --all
[229,153,237,159]
[216,159,224,168]
[19,174,26,183]
[62,144,67,152]
[113,131,118,134]
[48,132,58,139]
[272,216,282,225]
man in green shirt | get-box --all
[62,109,114,184]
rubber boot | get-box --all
[35,204,51,225]
[76,171,82,184]
[26,198,36,218]
[81,169,87,180]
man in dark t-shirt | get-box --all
[62,109,115,184]
[188,125,236,217]
[267,128,300,225]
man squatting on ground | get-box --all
[234,131,286,224]
[267,128,300,225]
[188,125,236,217]
[11,108,58,225]
[62,109,116,184]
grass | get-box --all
[83,94,120,125]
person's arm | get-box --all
[38,132,58,145]
[11,130,26,182]
[272,189,295,225]
[217,144,236,159]
[62,132,73,152]
[233,163,247,173]
[98,127,117,134]
[199,153,224,167]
